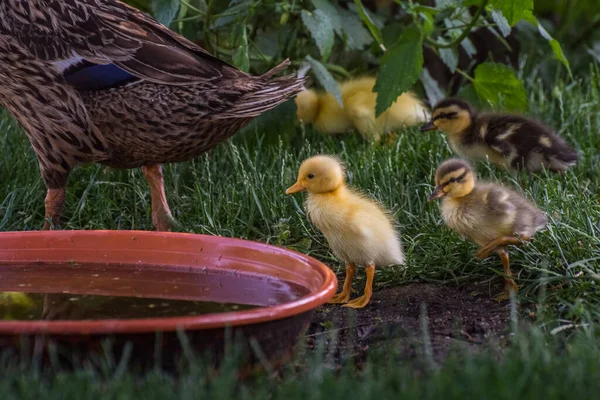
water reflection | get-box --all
[1,292,256,321]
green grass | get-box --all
[1,74,600,396]
[1,327,600,399]
[1,78,599,321]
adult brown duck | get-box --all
[0,0,304,230]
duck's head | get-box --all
[428,158,476,201]
[420,97,473,135]
[286,155,346,195]
[295,90,320,124]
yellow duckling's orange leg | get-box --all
[494,249,519,302]
[328,263,356,304]
[343,264,375,309]
[142,164,176,231]
[385,132,398,146]
[475,235,530,260]
[42,188,66,230]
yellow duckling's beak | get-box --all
[427,185,447,201]
[286,181,306,194]
[420,120,437,132]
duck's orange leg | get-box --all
[142,164,176,231]
[493,249,519,302]
[344,263,375,309]
[328,263,355,304]
[42,188,66,230]
[475,235,530,260]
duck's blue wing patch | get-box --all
[63,61,139,90]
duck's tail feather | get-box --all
[216,59,306,118]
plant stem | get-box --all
[425,0,489,49]
[203,0,215,54]
[354,0,386,52]
[454,68,474,82]
[179,0,204,15]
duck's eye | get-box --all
[307,174,315,179]
[449,177,457,183]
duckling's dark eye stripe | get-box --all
[442,170,468,186]
[434,112,458,120]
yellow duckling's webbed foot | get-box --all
[493,249,519,302]
[329,263,356,304]
[475,235,530,260]
[385,132,398,146]
[343,264,375,309]
[142,164,177,231]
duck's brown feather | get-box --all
[460,113,578,173]
[0,0,244,84]
[0,0,305,191]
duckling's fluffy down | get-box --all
[295,77,429,138]
[441,183,547,247]
[305,186,405,267]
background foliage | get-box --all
[123,0,599,114]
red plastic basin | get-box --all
[0,230,337,369]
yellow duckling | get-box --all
[295,77,430,141]
[421,98,578,174]
[428,159,548,301]
[286,155,405,308]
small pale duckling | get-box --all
[286,155,405,308]
[428,159,547,301]
[421,98,578,174]
[295,77,429,141]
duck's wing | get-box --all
[0,0,244,85]
[481,185,518,222]
[477,114,523,159]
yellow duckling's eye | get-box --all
[449,177,457,183]
[307,174,315,179]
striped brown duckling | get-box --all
[428,159,547,301]
[421,98,578,174]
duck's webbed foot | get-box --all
[142,164,177,231]
[475,235,530,260]
[329,263,355,304]
[343,263,375,309]
[493,249,519,302]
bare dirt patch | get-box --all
[306,281,510,364]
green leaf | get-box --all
[339,8,373,50]
[412,5,440,14]
[490,9,511,37]
[421,68,445,105]
[232,25,249,73]
[301,9,334,60]
[151,0,180,26]
[353,0,385,50]
[311,0,342,34]
[305,56,343,107]
[548,39,571,75]
[439,48,458,72]
[489,0,533,26]
[176,1,188,33]
[536,19,572,76]
[523,12,571,76]
[456,84,482,107]
[472,62,528,111]
[374,27,424,117]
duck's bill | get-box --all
[420,120,437,132]
[427,186,446,201]
[285,182,306,194]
